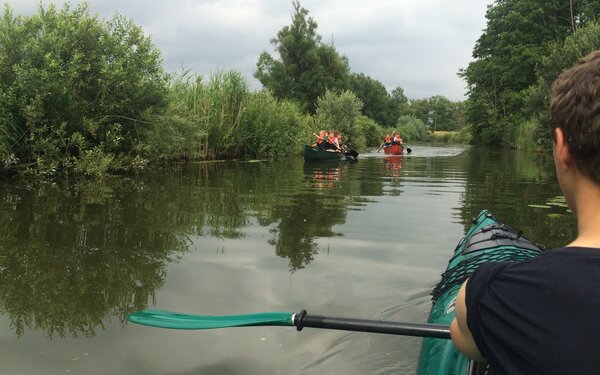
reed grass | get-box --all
[145,70,311,161]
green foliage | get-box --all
[349,73,394,127]
[512,118,542,150]
[0,3,168,175]
[315,90,363,147]
[355,115,386,147]
[255,1,349,113]
[403,96,466,134]
[427,95,457,131]
[460,0,589,146]
[149,71,311,160]
[524,22,600,149]
[236,91,312,158]
[396,115,428,142]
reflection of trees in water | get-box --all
[0,159,381,337]
[265,161,350,271]
[0,179,188,338]
[268,193,347,271]
[458,147,577,248]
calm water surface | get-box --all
[0,145,576,374]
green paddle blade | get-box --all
[128,310,295,330]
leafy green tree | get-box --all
[428,95,456,131]
[255,1,349,113]
[525,21,600,148]
[0,3,168,175]
[389,86,410,121]
[460,0,583,145]
[406,98,429,125]
[348,73,393,126]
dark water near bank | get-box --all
[0,145,576,374]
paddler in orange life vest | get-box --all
[312,130,327,150]
[392,132,403,145]
[326,130,340,152]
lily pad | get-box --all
[546,202,569,208]
[547,213,563,219]
[528,204,551,209]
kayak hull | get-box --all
[418,210,544,375]
[304,145,346,161]
[383,144,404,155]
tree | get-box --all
[348,73,394,127]
[428,95,455,131]
[525,21,600,148]
[255,1,349,113]
[460,0,579,145]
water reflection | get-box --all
[266,161,352,271]
[0,178,186,338]
[383,155,405,177]
[304,160,345,191]
[0,147,577,345]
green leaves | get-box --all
[254,1,349,113]
[0,3,168,175]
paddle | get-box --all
[128,309,451,339]
[344,149,359,161]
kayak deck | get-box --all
[418,210,544,375]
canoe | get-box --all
[418,209,544,375]
[304,145,346,161]
[383,144,404,155]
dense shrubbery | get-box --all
[148,71,313,160]
[0,2,475,177]
[315,90,364,148]
[0,4,313,176]
[0,3,169,175]
[396,115,428,143]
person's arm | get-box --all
[450,279,487,363]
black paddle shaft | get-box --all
[294,310,451,339]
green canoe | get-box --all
[303,144,346,161]
[418,209,544,375]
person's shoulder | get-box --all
[539,246,600,256]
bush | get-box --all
[236,91,312,158]
[396,115,428,142]
[513,118,543,151]
[315,90,363,147]
[355,115,385,148]
[0,3,168,175]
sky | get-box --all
[10,0,491,101]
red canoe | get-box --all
[383,144,404,155]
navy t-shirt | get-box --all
[466,247,600,375]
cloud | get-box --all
[9,0,490,101]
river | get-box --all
[0,145,576,374]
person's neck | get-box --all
[569,178,600,248]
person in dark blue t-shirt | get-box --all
[450,50,600,374]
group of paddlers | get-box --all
[312,130,349,153]
[381,131,404,148]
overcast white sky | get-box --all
[10,0,491,101]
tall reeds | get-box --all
[148,70,310,161]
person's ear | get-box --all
[554,128,572,170]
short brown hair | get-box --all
[550,50,600,183]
